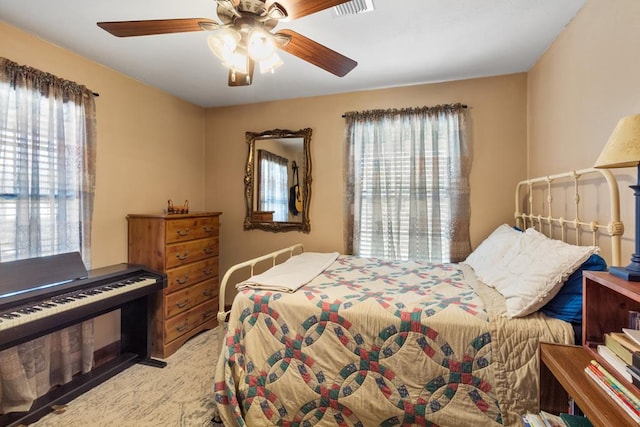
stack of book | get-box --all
[600,327,640,386]
[584,359,640,422]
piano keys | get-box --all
[1,274,156,325]
[0,252,166,426]
[0,275,157,327]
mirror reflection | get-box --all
[244,128,312,233]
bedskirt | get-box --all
[214,256,573,426]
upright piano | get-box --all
[0,252,166,426]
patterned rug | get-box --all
[32,327,220,427]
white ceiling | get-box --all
[0,0,586,108]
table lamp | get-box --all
[595,114,640,281]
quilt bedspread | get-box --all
[214,256,573,426]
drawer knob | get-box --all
[177,228,190,237]
[203,310,214,319]
[176,275,189,285]
[176,322,188,332]
[203,289,212,297]
[176,252,189,260]
[176,299,190,309]
[203,226,213,233]
[204,247,214,255]
[203,268,213,276]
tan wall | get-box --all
[205,74,528,289]
[527,0,640,264]
[0,22,207,348]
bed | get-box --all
[213,168,623,427]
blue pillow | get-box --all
[540,253,607,323]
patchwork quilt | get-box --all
[214,256,573,426]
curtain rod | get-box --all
[341,103,467,118]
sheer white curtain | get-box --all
[344,104,471,263]
[258,149,289,222]
[0,57,97,413]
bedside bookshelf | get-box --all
[583,271,640,351]
[539,271,640,426]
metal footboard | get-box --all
[216,244,304,335]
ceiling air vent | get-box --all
[333,0,375,16]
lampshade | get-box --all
[594,113,640,281]
[594,114,640,169]
[247,28,276,61]
[259,53,283,74]
[207,29,241,62]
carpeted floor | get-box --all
[31,327,220,427]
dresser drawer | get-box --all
[165,257,218,294]
[165,237,218,269]
[164,277,218,318]
[165,216,219,244]
[165,300,216,343]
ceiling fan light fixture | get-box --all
[207,29,240,61]
[259,53,283,74]
[247,28,276,61]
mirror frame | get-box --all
[244,128,312,233]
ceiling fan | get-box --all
[97,0,358,87]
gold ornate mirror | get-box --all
[244,128,311,233]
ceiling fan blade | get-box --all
[97,18,219,37]
[271,0,351,20]
[228,59,255,87]
[276,29,357,77]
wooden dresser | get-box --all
[127,211,222,358]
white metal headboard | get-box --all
[514,168,623,266]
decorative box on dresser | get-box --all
[539,271,640,426]
[127,211,222,358]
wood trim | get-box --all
[93,340,120,368]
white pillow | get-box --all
[493,228,598,318]
[464,224,522,285]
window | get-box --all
[257,149,288,221]
[0,58,96,264]
[344,104,471,263]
